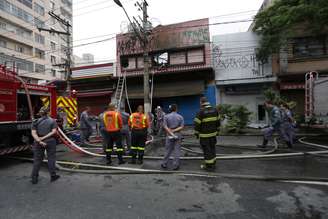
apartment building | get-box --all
[0,0,72,82]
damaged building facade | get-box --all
[116,18,215,124]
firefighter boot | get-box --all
[137,155,143,164]
[257,139,268,148]
[106,154,112,165]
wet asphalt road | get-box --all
[1,135,328,218]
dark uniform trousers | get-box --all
[200,137,217,168]
[31,142,57,178]
[100,127,108,152]
[130,129,147,161]
[105,131,124,161]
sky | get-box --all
[72,0,264,63]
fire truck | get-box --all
[0,65,77,155]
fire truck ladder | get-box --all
[114,72,126,109]
[305,71,318,122]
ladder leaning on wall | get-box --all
[304,71,318,122]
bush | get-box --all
[217,104,252,134]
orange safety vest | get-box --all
[129,112,149,129]
[103,111,122,132]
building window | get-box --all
[50,1,55,10]
[292,36,327,58]
[121,57,136,70]
[35,48,45,59]
[0,0,34,24]
[51,69,56,77]
[0,21,6,30]
[51,55,56,65]
[34,3,45,16]
[35,64,45,73]
[187,49,204,63]
[35,33,45,44]
[15,45,25,53]
[34,17,45,28]
[51,42,56,50]
[17,0,32,9]
[137,57,144,69]
[169,51,186,65]
[0,39,6,48]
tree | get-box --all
[253,0,328,62]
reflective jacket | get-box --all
[103,111,122,132]
[129,112,149,129]
[194,103,220,138]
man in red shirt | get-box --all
[128,105,149,164]
[103,103,125,165]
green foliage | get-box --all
[217,104,252,133]
[253,0,328,62]
[263,88,297,109]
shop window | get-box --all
[292,36,327,58]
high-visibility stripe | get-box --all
[115,112,119,129]
[142,116,146,128]
[130,115,134,128]
[105,149,112,152]
[205,158,216,164]
[137,147,145,151]
[202,117,219,123]
[199,132,218,138]
[56,96,77,126]
[131,146,138,150]
[115,148,124,152]
[194,118,201,124]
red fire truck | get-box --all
[0,65,57,155]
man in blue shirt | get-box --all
[161,104,184,170]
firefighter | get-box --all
[79,106,93,145]
[258,100,283,148]
[129,105,149,164]
[194,97,220,171]
[31,106,60,184]
[280,103,295,148]
[103,103,125,165]
[161,104,184,170]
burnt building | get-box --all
[116,18,215,124]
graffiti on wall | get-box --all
[117,27,210,56]
[212,45,264,77]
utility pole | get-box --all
[141,0,150,114]
[38,11,72,94]
[114,0,151,113]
